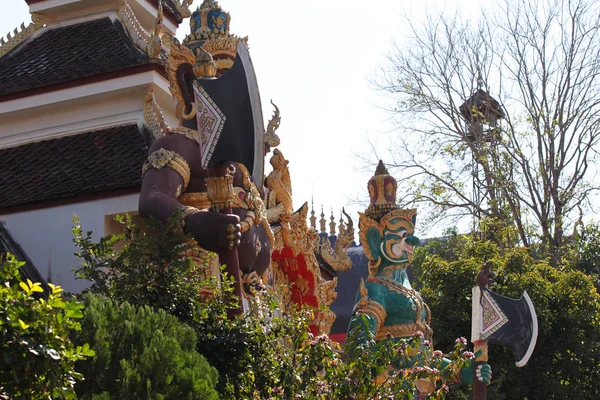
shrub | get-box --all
[72,293,219,400]
[0,254,93,399]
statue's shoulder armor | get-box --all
[363,278,388,304]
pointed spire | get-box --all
[319,205,326,233]
[310,196,316,229]
[329,209,337,236]
[338,212,346,235]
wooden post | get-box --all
[472,340,488,400]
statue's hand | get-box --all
[184,210,241,252]
[460,356,492,385]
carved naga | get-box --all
[316,208,354,272]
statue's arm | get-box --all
[346,279,387,347]
[138,135,194,220]
[138,134,240,252]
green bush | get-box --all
[0,254,93,399]
[73,293,219,400]
[413,236,600,399]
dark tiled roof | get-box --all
[329,246,369,335]
[0,17,149,97]
[0,222,45,285]
[0,124,153,209]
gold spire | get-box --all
[319,206,326,233]
[329,210,336,236]
[338,213,346,236]
[310,199,316,229]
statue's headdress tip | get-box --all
[374,160,389,176]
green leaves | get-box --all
[0,253,93,399]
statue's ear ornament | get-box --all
[359,212,384,275]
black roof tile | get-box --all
[0,124,153,209]
[0,17,149,97]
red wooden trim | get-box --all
[0,63,166,103]
[329,333,347,343]
[0,186,141,215]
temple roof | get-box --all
[0,222,45,285]
[0,17,149,98]
[329,246,369,335]
[0,124,153,210]
[149,0,184,23]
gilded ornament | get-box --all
[178,192,211,209]
[205,165,235,211]
[147,0,164,58]
[265,149,293,224]
[193,48,218,78]
[264,101,281,149]
[142,148,191,190]
[163,33,196,103]
[294,275,310,295]
[118,1,153,55]
[0,14,45,58]
[316,208,354,272]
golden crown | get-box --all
[183,0,242,70]
[364,160,400,221]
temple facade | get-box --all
[0,0,188,291]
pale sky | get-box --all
[0,0,483,236]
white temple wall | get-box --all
[0,193,139,293]
[0,72,177,149]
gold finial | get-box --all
[329,210,336,236]
[339,213,346,236]
[310,199,316,229]
[319,206,326,233]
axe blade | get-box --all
[472,287,538,367]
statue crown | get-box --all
[189,0,231,41]
[365,160,399,221]
[184,0,243,72]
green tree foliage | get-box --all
[73,213,215,323]
[412,235,600,399]
[567,222,600,278]
[72,293,219,400]
[0,254,94,399]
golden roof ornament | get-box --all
[339,213,346,235]
[329,211,336,236]
[319,206,326,233]
[265,101,281,151]
[310,200,317,230]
